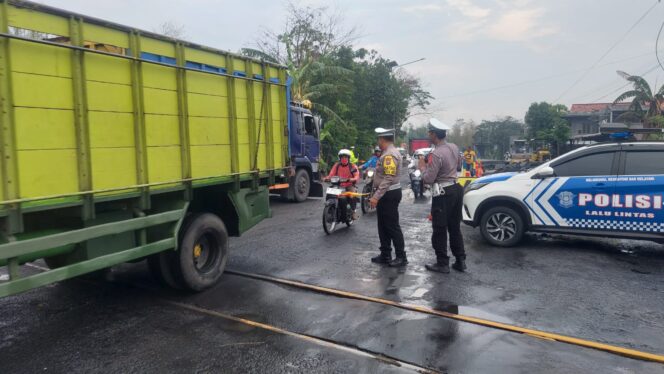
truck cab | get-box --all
[283,101,324,201]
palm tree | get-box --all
[240,46,352,123]
[614,71,664,127]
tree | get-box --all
[473,117,525,159]
[524,102,570,155]
[444,119,476,150]
[614,71,664,128]
[241,4,431,165]
[242,2,358,67]
[404,123,429,139]
[240,4,354,126]
[154,21,187,39]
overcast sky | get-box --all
[35,0,664,126]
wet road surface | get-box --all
[2,172,664,373]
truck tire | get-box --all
[147,252,184,290]
[171,213,229,292]
[480,206,524,247]
[292,169,310,202]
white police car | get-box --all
[463,142,664,246]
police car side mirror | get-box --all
[532,166,555,179]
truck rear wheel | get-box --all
[147,251,184,290]
[292,169,310,202]
[172,213,229,291]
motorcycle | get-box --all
[361,168,376,214]
[410,169,424,199]
[322,176,357,234]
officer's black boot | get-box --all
[371,254,391,265]
[425,262,450,273]
[388,256,408,267]
[452,258,467,272]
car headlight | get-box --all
[465,182,489,193]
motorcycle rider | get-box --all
[349,146,359,165]
[408,150,426,198]
[360,147,382,171]
[325,149,361,219]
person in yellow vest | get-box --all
[463,146,477,177]
[349,146,359,165]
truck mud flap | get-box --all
[228,186,270,234]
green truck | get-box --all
[0,0,299,296]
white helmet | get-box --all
[338,149,352,158]
[427,118,451,131]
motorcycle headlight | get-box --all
[465,182,489,193]
[367,170,374,177]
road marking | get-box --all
[226,269,664,365]
[164,299,439,374]
[410,288,428,298]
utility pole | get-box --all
[390,58,425,140]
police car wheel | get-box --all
[480,206,524,247]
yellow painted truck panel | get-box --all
[0,1,288,207]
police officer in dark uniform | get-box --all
[369,127,407,267]
[419,119,467,273]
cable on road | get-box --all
[225,269,664,365]
[22,261,664,365]
[164,299,439,374]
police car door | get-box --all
[615,144,664,235]
[527,147,619,230]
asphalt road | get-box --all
[2,172,664,373]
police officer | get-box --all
[419,119,467,273]
[369,127,407,267]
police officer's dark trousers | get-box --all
[377,189,406,259]
[431,183,465,264]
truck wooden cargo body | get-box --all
[0,0,290,296]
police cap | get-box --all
[374,127,395,138]
[427,118,451,132]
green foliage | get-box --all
[473,117,525,159]
[447,119,477,149]
[524,102,569,156]
[614,72,664,127]
[404,123,429,139]
[241,4,431,165]
[525,102,568,139]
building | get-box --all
[563,102,649,143]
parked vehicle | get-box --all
[0,1,296,297]
[322,177,356,234]
[464,142,664,246]
[409,138,430,154]
[361,168,376,214]
[410,169,424,199]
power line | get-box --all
[553,0,660,102]
[439,50,662,100]
[569,60,658,102]
[591,63,661,103]
[657,20,664,73]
